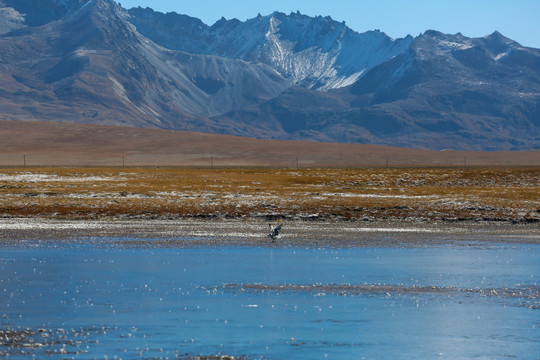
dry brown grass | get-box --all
[1,120,539,167]
[0,167,538,222]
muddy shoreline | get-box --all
[1,167,539,246]
[1,217,539,246]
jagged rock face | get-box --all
[0,0,290,129]
[0,0,539,150]
[212,25,539,150]
[344,30,540,149]
[127,8,413,91]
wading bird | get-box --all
[268,223,282,240]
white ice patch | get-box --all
[187,231,263,238]
[0,174,122,183]
[320,193,438,199]
[0,219,126,230]
[338,227,445,233]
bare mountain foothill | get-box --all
[0,120,539,167]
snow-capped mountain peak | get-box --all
[128,9,413,90]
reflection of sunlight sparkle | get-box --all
[0,243,538,358]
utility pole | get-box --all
[23,154,26,168]
[122,155,125,168]
[296,155,299,169]
[211,156,214,169]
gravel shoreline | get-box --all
[1,217,539,247]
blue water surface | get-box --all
[1,239,539,359]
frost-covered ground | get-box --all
[0,174,122,183]
[0,217,538,246]
[0,167,538,244]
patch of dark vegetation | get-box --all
[0,326,112,356]
[219,283,540,309]
[178,355,250,360]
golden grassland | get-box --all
[0,167,539,222]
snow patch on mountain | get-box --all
[0,6,24,34]
[438,40,474,51]
[127,9,414,91]
[211,12,414,90]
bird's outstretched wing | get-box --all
[268,223,283,239]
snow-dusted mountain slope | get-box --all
[0,0,539,150]
[0,5,24,34]
[127,8,413,90]
[0,0,290,127]
[0,0,86,26]
[224,29,540,150]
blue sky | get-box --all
[119,0,540,48]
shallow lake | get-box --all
[1,239,539,359]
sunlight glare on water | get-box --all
[0,240,539,359]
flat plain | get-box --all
[0,166,538,223]
[1,120,539,167]
[1,120,539,244]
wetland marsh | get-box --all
[0,167,539,358]
[0,167,538,222]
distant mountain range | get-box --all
[0,0,539,150]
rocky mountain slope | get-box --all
[217,29,540,149]
[0,0,290,128]
[128,8,413,91]
[0,0,539,150]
